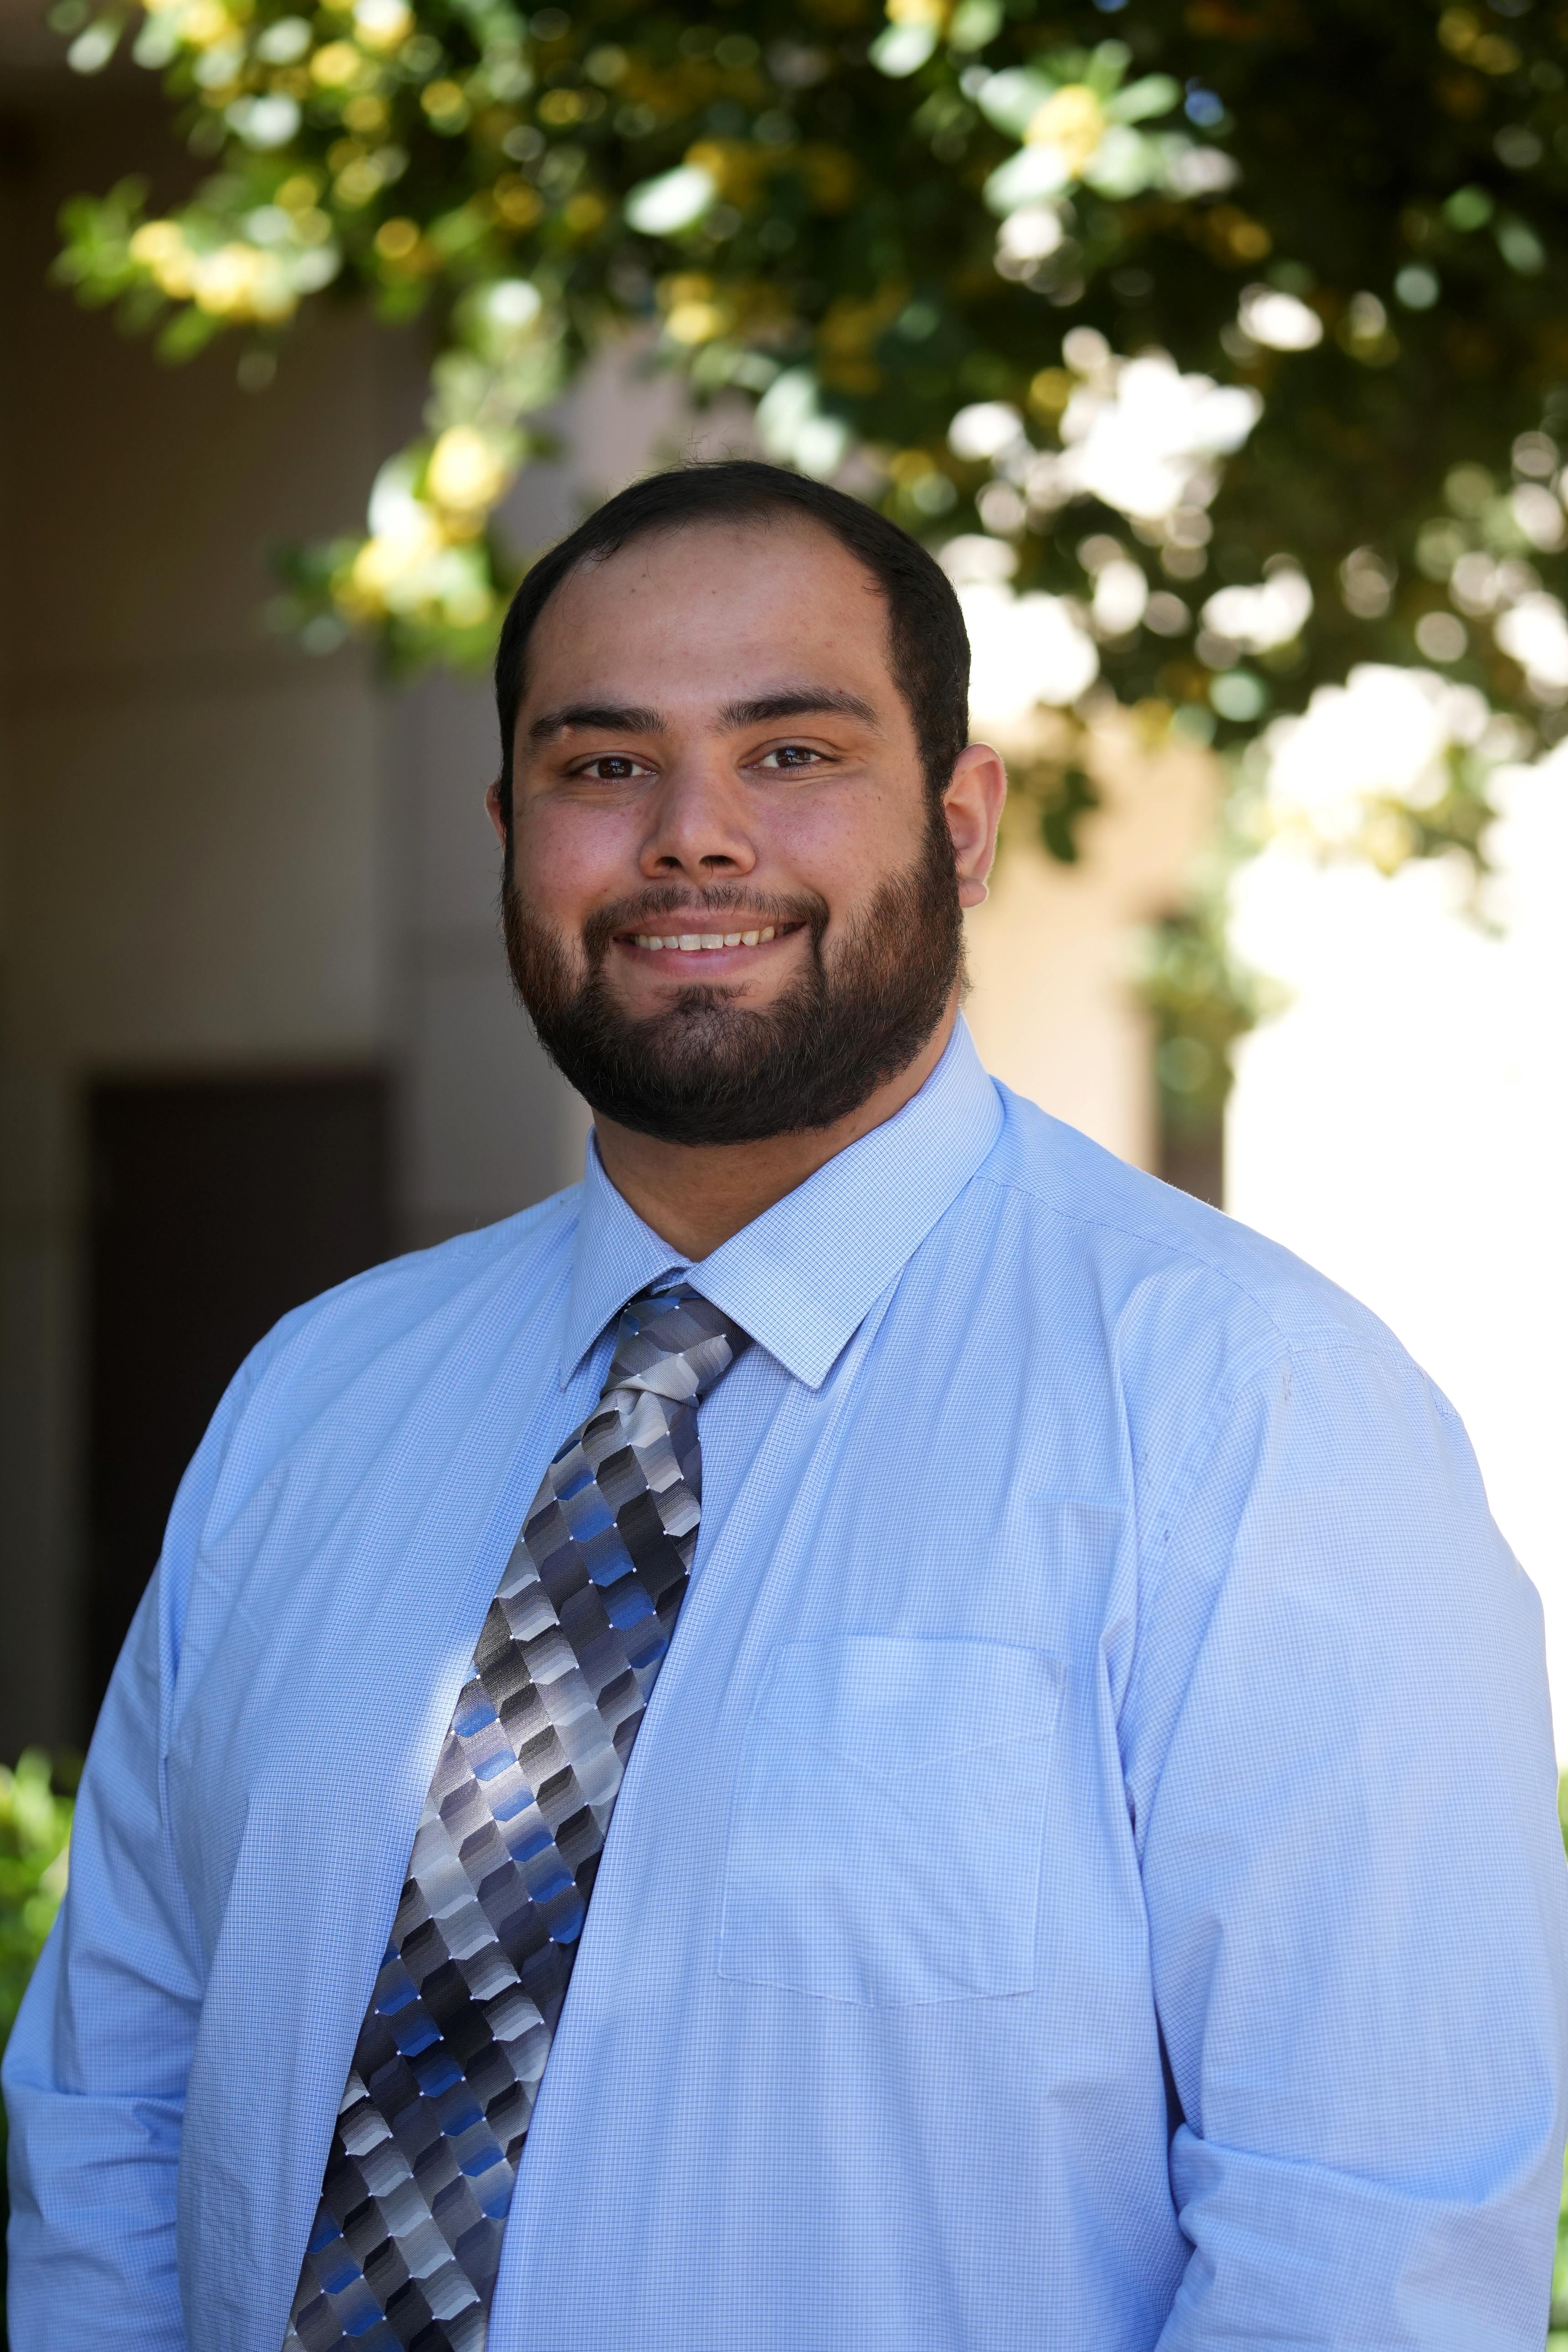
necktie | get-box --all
[283,1283,752,2352]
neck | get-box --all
[592,996,959,1261]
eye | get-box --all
[755,743,826,770]
[575,753,651,781]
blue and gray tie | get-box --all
[283,1283,751,2352]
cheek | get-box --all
[512,800,634,918]
[765,782,912,903]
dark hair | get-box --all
[492,459,970,832]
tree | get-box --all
[48,0,1568,1134]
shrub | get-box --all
[0,1752,74,2333]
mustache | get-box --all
[578,884,830,962]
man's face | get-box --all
[496,516,979,1145]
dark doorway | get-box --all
[84,1070,392,1727]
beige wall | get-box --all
[966,715,1219,1170]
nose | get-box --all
[639,752,757,883]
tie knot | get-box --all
[602,1282,752,1407]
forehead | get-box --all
[519,516,897,713]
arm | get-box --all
[1127,1343,1568,2350]
[4,1373,250,2349]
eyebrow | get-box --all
[718,689,881,730]
[528,701,666,743]
[525,686,881,745]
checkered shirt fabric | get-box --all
[281,1283,751,2352]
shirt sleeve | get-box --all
[1126,1340,1568,2351]
[3,1365,254,2350]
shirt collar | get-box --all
[559,1145,691,1387]
[558,1014,1004,1391]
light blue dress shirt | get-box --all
[6,1017,1566,2350]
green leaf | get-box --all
[1107,73,1181,126]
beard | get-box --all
[501,802,964,1146]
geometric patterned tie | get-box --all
[282,1283,752,2352]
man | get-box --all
[5,461,1565,2351]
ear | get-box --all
[942,743,1008,908]
[484,779,507,847]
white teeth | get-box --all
[631,924,781,950]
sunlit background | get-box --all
[1231,733,1568,1715]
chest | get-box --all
[164,1311,1134,1979]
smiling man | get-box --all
[5,461,1565,2352]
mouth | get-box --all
[616,920,806,963]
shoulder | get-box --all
[254,1181,580,1376]
[968,1081,1423,1408]
[191,1183,584,1528]
[961,1091,1485,1696]
[143,1185,584,1716]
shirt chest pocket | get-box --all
[717,1635,1064,2006]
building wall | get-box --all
[0,78,382,1747]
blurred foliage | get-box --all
[1139,882,1280,1138]
[44,0,1568,1131]
[47,0,1568,724]
[0,1752,73,2055]
[1006,735,1103,863]
[0,1752,75,2325]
